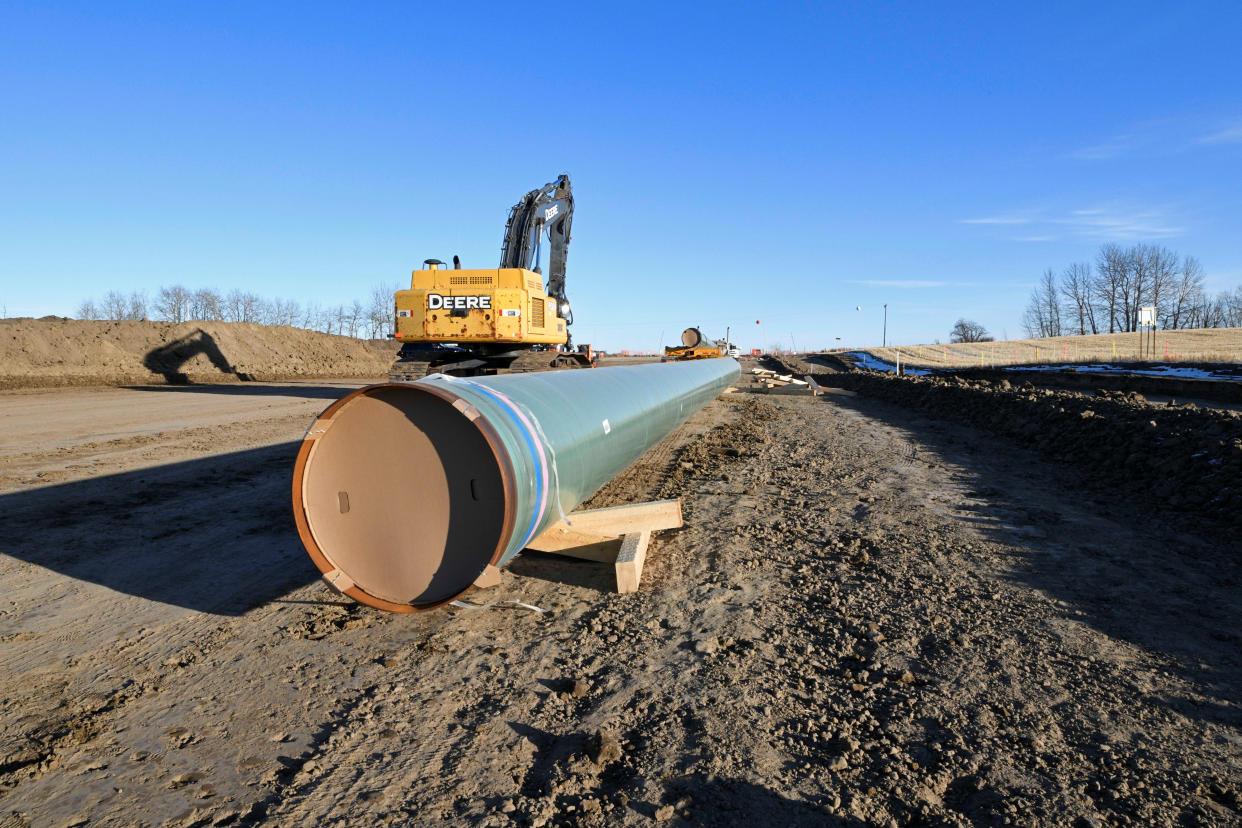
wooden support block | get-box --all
[528,499,681,552]
[526,528,618,555]
[614,531,651,594]
[473,564,502,589]
[523,499,681,595]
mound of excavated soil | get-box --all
[770,354,1242,532]
[0,317,400,388]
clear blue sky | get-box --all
[2,1,1240,351]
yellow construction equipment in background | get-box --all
[390,175,593,379]
[394,261,570,347]
[663,327,728,361]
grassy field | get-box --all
[859,327,1242,369]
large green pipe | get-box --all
[292,358,740,612]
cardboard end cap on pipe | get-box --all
[292,384,515,612]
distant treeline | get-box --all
[76,284,400,339]
[1024,243,1242,338]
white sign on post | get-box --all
[1139,306,1157,325]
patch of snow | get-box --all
[846,352,931,376]
[1003,363,1241,382]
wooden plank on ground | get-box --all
[523,499,680,595]
[614,531,652,594]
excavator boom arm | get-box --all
[499,174,574,339]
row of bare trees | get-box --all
[1023,243,1242,338]
[76,285,400,339]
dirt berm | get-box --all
[0,317,400,388]
[773,354,1242,533]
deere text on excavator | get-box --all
[389,174,594,380]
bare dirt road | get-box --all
[2,370,1240,827]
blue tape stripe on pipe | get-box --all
[456,383,547,550]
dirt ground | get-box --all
[2,363,1240,827]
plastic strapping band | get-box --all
[450,599,547,613]
[518,398,572,527]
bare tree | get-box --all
[1059,262,1096,335]
[1120,243,1177,332]
[223,289,263,323]
[1094,243,1127,333]
[368,283,397,339]
[318,305,337,335]
[1227,286,1242,328]
[77,299,99,320]
[342,301,357,337]
[333,304,350,336]
[189,288,222,320]
[100,290,127,321]
[1146,245,1178,329]
[1120,244,1147,332]
[1197,293,1228,328]
[1023,269,1062,338]
[300,302,321,331]
[1164,256,1204,330]
[950,318,992,343]
[263,297,300,327]
[155,285,191,323]
[127,291,148,320]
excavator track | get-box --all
[389,349,591,382]
[388,360,433,383]
[505,350,592,373]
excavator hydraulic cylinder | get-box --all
[292,358,740,612]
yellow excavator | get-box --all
[390,174,594,380]
[663,327,728,361]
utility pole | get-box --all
[882,304,888,348]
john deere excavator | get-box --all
[389,174,594,380]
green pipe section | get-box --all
[292,358,740,611]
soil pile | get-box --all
[774,354,1242,532]
[0,317,399,388]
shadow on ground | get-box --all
[143,328,240,383]
[121,382,367,399]
[139,328,378,395]
[814,376,1242,729]
[0,441,321,615]
[506,550,621,593]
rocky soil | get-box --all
[1,363,1240,826]
[781,354,1242,532]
